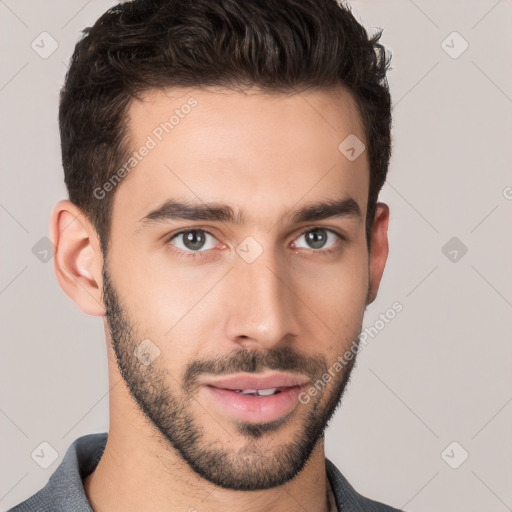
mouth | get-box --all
[201,373,309,423]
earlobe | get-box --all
[50,200,105,316]
[366,202,390,305]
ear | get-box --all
[50,200,105,316]
[366,202,389,305]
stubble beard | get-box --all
[102,263,362,491]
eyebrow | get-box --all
[137,195,362,228]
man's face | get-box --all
[102,86,374,490]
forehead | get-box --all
[113,86,369,228]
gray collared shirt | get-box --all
[7,433,403,512]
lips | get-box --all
[199,372,310,423]
[201,371,310,392]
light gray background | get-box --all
[1,1,511,510]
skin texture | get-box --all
[50,86,389,512]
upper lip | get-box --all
[202,372,310,390]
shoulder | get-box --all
[326,457,404,512]
[6,432,108,512]
[6,487,57,512]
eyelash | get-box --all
[164,227,346,259]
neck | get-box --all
[85,433,334,512]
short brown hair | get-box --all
[59,0,392,255]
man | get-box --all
[9,0,402,510]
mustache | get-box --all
[183,345,328,392]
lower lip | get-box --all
[204,385,305,423]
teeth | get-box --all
[257,388,278,396]
[239,389,258,395]
[234,388,279,396]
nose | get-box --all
[223,249,300,351]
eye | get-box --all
[165,226,344,259]
[167,229,218,253]
[293,227,342,252]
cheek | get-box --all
[291,247,369,340]
[105,249,200,364]
[298,235,368,290]
[109,239,211,319]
